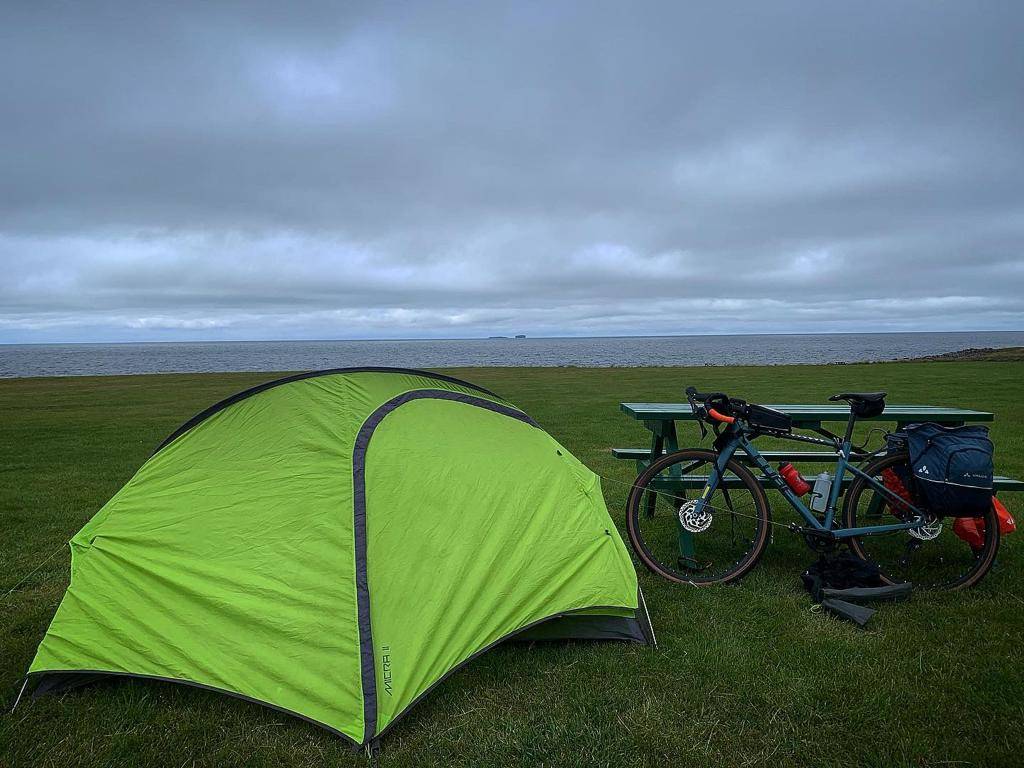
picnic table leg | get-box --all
[663,421,678,455]
[657,421,697,562]
[866,486,886,519]
[677,516,696,563]
[641,419,696,564]
[643,431,664,518]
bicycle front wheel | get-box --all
[625,449,771,585]
[843,452,1000,590]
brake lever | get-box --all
[686,390,708,441]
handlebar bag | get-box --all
[905,423,993,517]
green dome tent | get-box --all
[27,368,652,746]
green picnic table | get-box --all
[612,401,1024,493]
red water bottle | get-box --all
[779,463,811,495]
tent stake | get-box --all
[638,588,658,648]
[11,677,28,713]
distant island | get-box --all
[487,335,528,339]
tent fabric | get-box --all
[27,368,650,745]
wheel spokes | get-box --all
[632,454,765,583]
[852,469,990,589]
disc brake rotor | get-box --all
[908,516,943,541]
[678,499,713,533]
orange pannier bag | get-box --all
[882,467,1015,548]
[953,498,1016,549]
[881,467,915,514]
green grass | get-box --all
[2,363,1023,767]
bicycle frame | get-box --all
[696,423,928,538]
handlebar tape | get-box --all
[707,408,735,424]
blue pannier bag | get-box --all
[904,423,993,517]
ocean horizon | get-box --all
[1,330,1022,378]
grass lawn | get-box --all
[2,362,1023,767]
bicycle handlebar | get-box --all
[707,408,735,424]
[686,385,744,425]
[686,386,729,406]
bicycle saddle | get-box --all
[830,392,887,418]
[829,392,887,404]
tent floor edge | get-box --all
[514,612,650,643]
[24,670,361,747]
[371,603,646,742]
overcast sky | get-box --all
[2,2,1022,343]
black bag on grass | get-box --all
[801,553,912,628]
[802,552,884,597]
[904,423,993,517]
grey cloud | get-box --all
[1,1,1022,342]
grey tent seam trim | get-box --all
[351,389,537,742]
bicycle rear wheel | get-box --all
[843,452,999,590]
[625,449,771,585]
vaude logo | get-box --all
[381,645,393,696]
[918,465,929,475]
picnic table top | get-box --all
[620,402,994,425]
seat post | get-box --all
[843,410,857,446]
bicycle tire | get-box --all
[843,451,1000,590]
[625,449,772,585]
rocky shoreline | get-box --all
[900,346,1024,362]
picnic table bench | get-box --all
[613,401,1024,493]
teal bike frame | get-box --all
[695,419,928,539]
